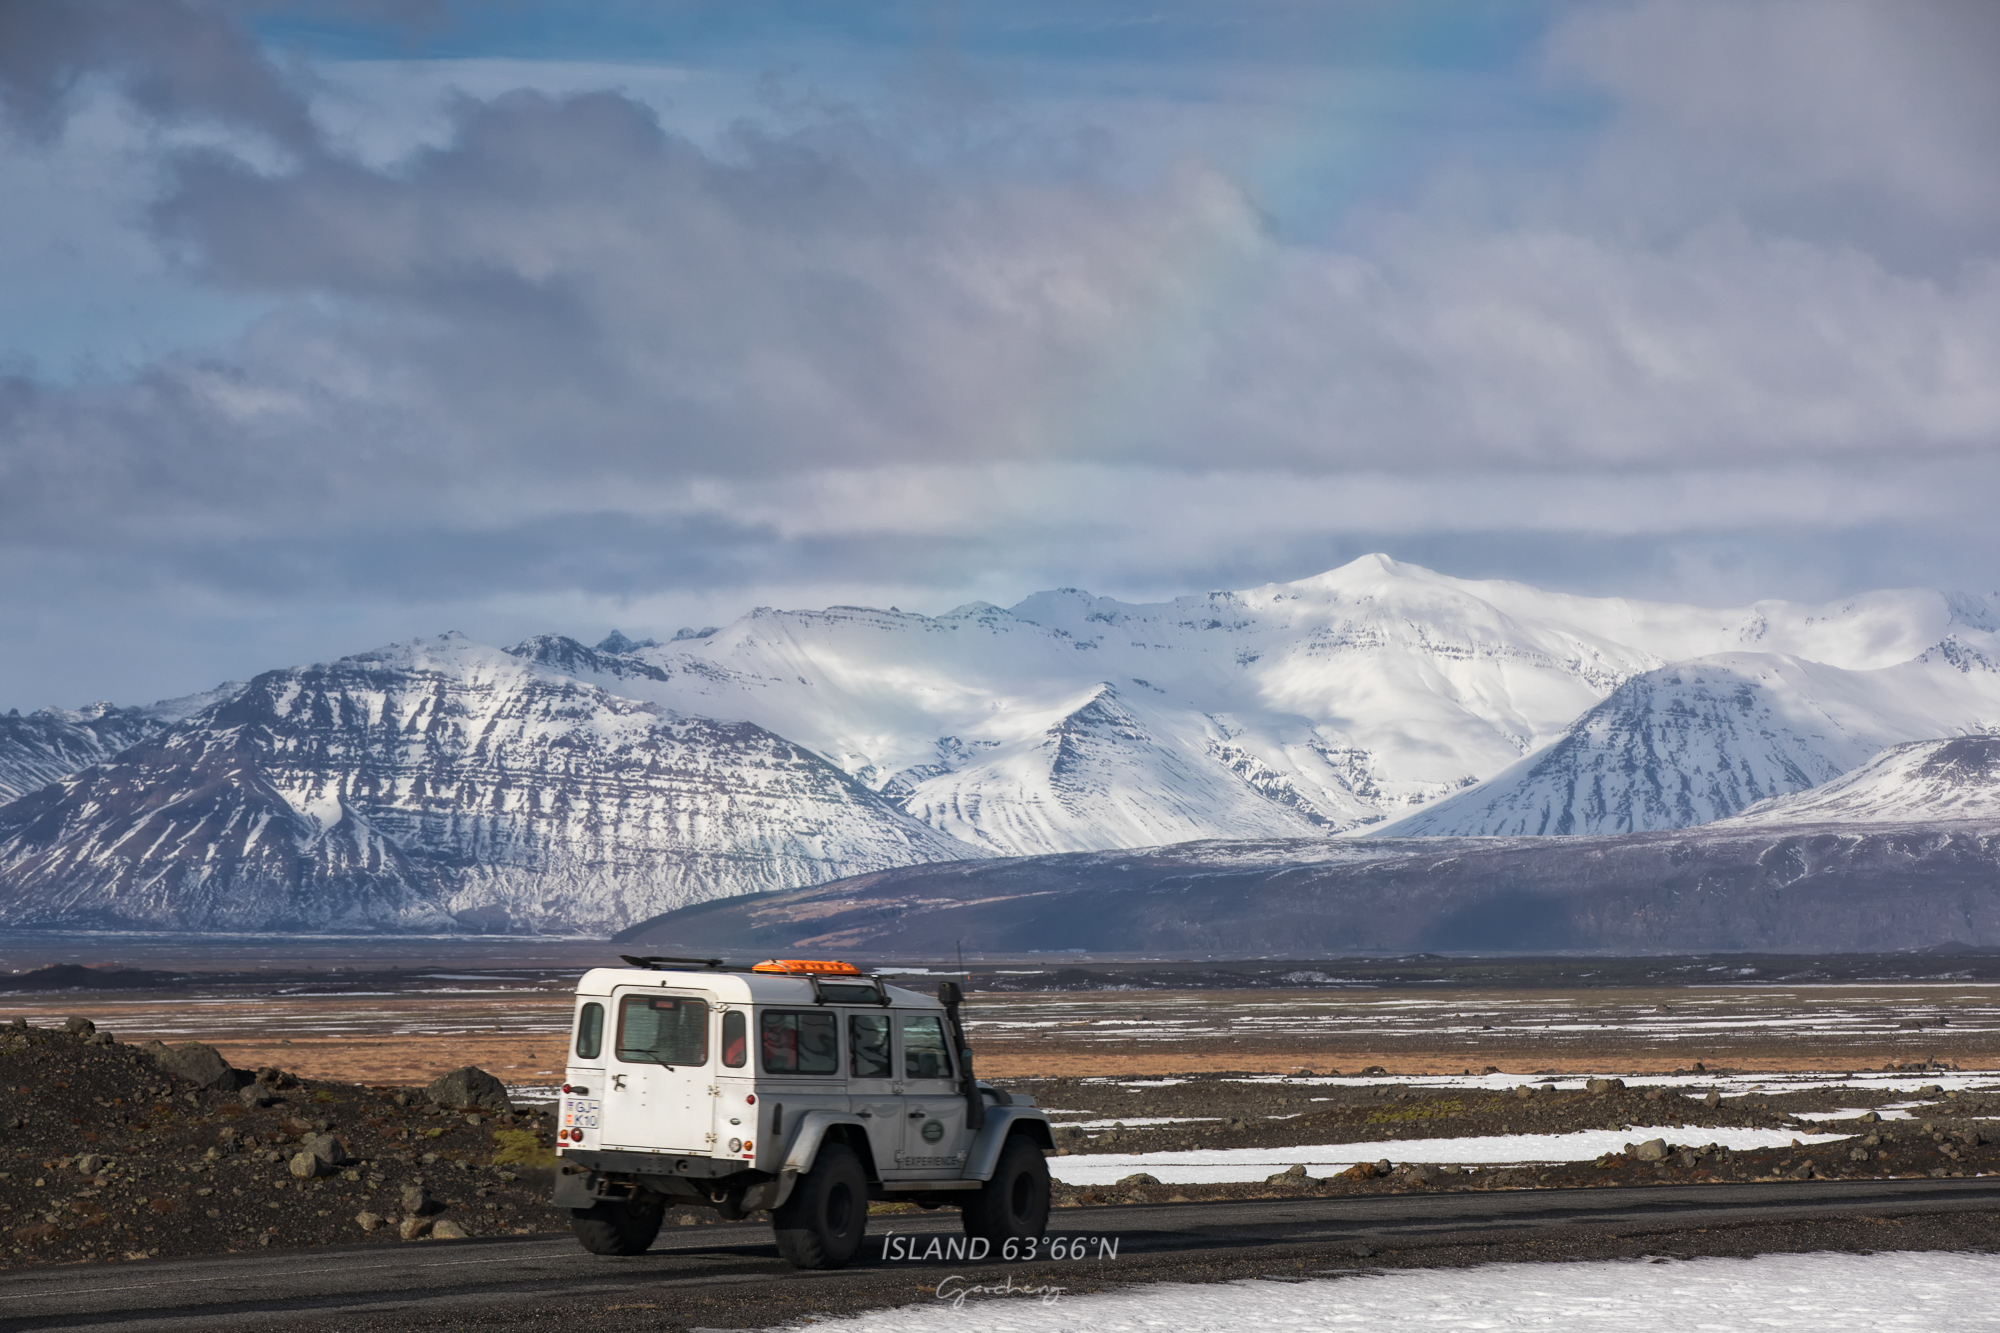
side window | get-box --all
[850,1013,891,1079]
[901,1013,953,1081]
[761,1010,838,1075]
[616,995,708,1066]
[721,1010,747,1068]
[574,1002,603,1061]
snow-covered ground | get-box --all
[770,1251,2000,1331]
[1212,1069,1995,1099]
[1048,1126,1812,1186]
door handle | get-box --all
[908,1110,926,1119]
[611,1074,626,1090]
[858,1111,872,1118]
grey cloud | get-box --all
[3,3,1999,710]
[0,0,317,149]
[1546,0,2000,268]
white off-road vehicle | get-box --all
[551,956,1054,1268]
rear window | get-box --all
[721,1010,747,1068]
[901,1013,954,1080]
[574,1002,604,1061]
[616,995,709,1066]
[761,1010,838,1075]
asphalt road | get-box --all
[8,1180,2000,1333]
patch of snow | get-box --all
[774,1251,2000,1332]
[1049,1126,1808,1185]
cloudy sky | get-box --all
[2,0,1997,707]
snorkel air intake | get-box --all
[937,980,985,1131]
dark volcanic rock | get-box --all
[141,1041,248,1092]
[426,1067,512,1115]
[0,1021,574,1267]
[621,821,2000,955]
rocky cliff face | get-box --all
[0,637,975,933]
[0,684,242,803]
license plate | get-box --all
[563,1099,600,1130]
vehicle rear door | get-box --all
[599,987,716,1154]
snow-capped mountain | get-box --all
[0,685,243,802]
[6,554,2000,935]
[1723,735,2000,827]
[0,636,971,933]
[1382,651,2000,837]
[515,555,2000,852]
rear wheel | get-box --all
[570,1200,666,1255]
[773,1143,868,1269]
[962,1136,1050,1242]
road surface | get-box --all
[7,1179,1999,1332]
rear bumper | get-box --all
[553,1148,770,1211]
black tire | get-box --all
[772,1143,869,1269]
[962,1136,1050,1242]
[570,1200,666,1255]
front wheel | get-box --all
[570,1200,666,1255]
[962,1136,1050,1242]
[773,1143,869,1269]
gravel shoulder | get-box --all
[8,1018,2000,1275]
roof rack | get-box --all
[619,954,753,972]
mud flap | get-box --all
[740,1168,799,1214]
[552,1163,598,1209]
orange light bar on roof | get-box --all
[752,959,861,975]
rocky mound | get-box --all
[0,1019,573,1267]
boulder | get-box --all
[1633,1138,1669,1161]
[76,1154,105,1176]
[240,1086,276,1109]
[1585,1078,1625,1095]
[1264,1165,1309,1183]
[1115,1173,1160,1187]
[63,1016,96,1036]
[431,1219,468,1240]
[1406,1163,1439,1183]
[401,1184,437,1216]
[355,1212,384,1232]
[1703,1090,1721,1108]
[143,1040,246,1092]
[425,1066,512,1114]
[399,1216,433,1241]
[288,1152,328,1180]
[301,1133,354,1168]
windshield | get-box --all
[616,994,709,1066]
